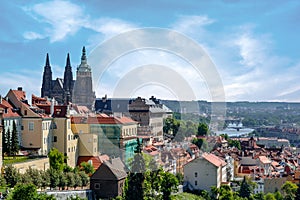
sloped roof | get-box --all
[202,152,227,167]
[91,157,127,181]
[259,156,271,164]
[0,98,20,118]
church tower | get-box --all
[73,46,96,110]
[41,53,53,98]
[63,53,74,104]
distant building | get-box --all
[72,47,96,110]
[0,96,22,146]
[71,115,138,164]
[41,53,74,105]
[184,153,227,191]
[41,47,95,110]
[129,97,167,141]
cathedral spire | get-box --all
[41,53,53,98]
[66,53,71,68]
[63,53,74,104]
[81,46,87,64]
[45,53,50,67]
[78,46,91,72]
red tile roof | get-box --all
[71,115,137,125]
[202,152,227,167]
[77,155,110,170]
[258,156,271,164]
[11,89,26,101]
[0,99,20,118]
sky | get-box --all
[0,0,300,102]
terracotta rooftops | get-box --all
[71,115,137,125]
[0,98,20,118]
[202,152,227,167]
[258,156,271,164]
[11,89,26,101]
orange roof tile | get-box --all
[0,99,20,118]
[202,153,227,167]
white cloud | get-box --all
[23,31,45,40]
[23,0,137,43]
[171,15,215,34]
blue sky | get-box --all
[0,0,300,102]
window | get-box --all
[195,181,197,186]
[28,122,34,131]
[95,183,101,189]
[53,136,57,142]
[24,110,27,115]
[195,172,198,177]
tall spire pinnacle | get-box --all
[45,53,50,67]
[81,46,87,64]
[66,53,71,68]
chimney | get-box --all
[50,98,55,116]
[17,87,23,91]
[0,95,2,104]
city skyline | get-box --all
[0,1,300,102]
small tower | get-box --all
[41,53,53,98]
[73,46,96,110]
[63,53,74,104]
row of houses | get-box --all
[182,135,300,195]
[0,87,175,169]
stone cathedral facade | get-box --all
[41,47,95,110]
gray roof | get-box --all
[239,157,257,166]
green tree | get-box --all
[80,162,95,175]
[6,183,56,200]
[41,170,50,190]
[74,173,82,189]
[197,123,209,136]
[11,121,19,156]
[5,128,11,155]
[26,167,43,189]
[66,172,75,189]
[163,117,180,136]
[79,171,89,188]
[219,185,234,200]
[192,138,209,151]
[58,171,68,190]
[48,148,65,171]
[281,181,298,200]
[253,192,264,200]
[239,176,251,198]
[265,193,276,200]
[6,183,38,200]
[274,190,283,200]
[4,165,20,187]
[124,138,145,200]
[48,168,60,190]
[160,171,179,200]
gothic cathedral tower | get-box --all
[63,53,74,104]
[41,53,52,98]
[73,47,96,110]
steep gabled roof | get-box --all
[91,157,127,181]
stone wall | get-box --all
[12,157,49,173]
[43,189,95,200]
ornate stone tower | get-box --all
[73,47,96,110]
[63,53,74,104]
[41,53,52,98]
